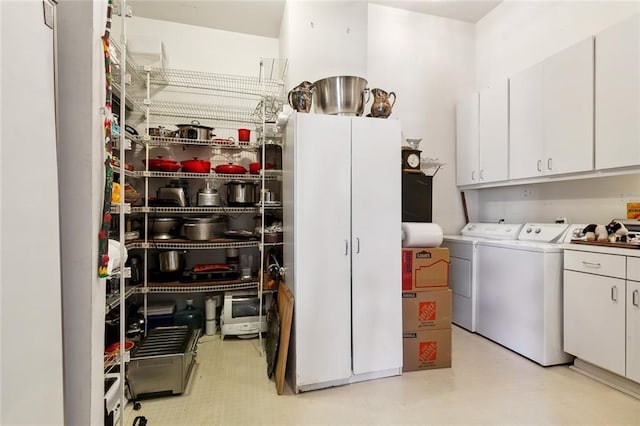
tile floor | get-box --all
[124,326,640,425]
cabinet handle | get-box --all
[479,169,484,180]
[356,237,360,254]
[633,290,639,307]
[471,171,476,181]
[582,261,601,268]
[611,286,618,302]
[537,160,542,172]
[345,240,349,256]
[547,158,553,170]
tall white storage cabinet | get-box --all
[283,113,403,392]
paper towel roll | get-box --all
[205,319,216,336]
[401,223,443,247]
[205,297,216,320]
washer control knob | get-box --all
[526,227,532,233]
[535,228,542,234]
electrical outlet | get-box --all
[523,189,532,197]
[555,216,568,224]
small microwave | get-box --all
[220,290,272,338]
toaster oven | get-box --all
[220,290,272,338]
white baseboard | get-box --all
[570,358,640,400]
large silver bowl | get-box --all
[312,76,368,116]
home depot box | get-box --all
[402,248,449,291]
[403,329,452,372]
[627,203,640,219]
[402,289,452,331]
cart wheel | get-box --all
[133,402,141,411]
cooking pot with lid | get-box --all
[226,181,257,206]
[176,120,215,140]
[159,250,186,272]
[197,183,220,207]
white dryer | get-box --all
[475,223,586,366]
[442,223,523,332]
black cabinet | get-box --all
[401,172,432,223]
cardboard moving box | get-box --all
[402,248,449,291]
[403,329,452,372]
[402,289,451,331]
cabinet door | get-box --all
[351,117,402,375]
[564,270,626,376]
[628,280,640,383]
[543,37,594,176]
[478,80,509,183]
[293,114,352,386]
[509,62,544,179]
[456,93,479,186]
[595,15,640,170]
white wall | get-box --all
[1,1,64,423]
[472,1,640,225]
[280,0,368,89]
[111,15,279,76]
[367,4,475,233]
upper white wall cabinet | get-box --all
[510,37,594,180]
[478,80,509,183]
[456,93,480,186]
[456,80,509,186]
[595,14,640,170]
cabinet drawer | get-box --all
[564,250,625,278]
[628,256,640,282]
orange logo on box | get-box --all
[419,341,437,362]
[419,301,436,321]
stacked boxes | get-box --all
[401,248,452,372]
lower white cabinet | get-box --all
[564,249,640,385]
[627,278,640,383]
[564,270,626,376]
[283,113,403,392]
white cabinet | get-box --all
[456,93,479,186]
[564,249,640,385]
[510,37,594,179]
[478,81,509,183]
[509,62,543,179]
[456,81,509,186]
[564,270,626,376]
[627,280,640,382]
[595,14,640,170]
[284,113,402,391]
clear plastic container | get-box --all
[174,299,204,331]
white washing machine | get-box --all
[475,223,586,366]
[442,223,523,332]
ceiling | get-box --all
[127,1,502,38]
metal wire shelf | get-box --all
[137,135,258,149]
[133,99,261,125]
[134,170,279,180]
[105,285,137,313]
[124,206,260,214]
[139,65,285,99]
[125,240,261,250]
[137,280,261,294]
